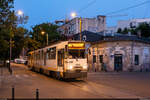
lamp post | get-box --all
[71,12,82,41]
[41,31,48,46]
[9,10,24,74]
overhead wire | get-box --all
[143,0,149,18]
[105,0,150,15]
[78,0,97,14]
[57,0,97,22]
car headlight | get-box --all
[83,65,87,69]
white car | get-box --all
[14,58,27,64]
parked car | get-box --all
[14,58,27,64]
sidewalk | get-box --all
[0,66,12,76]
[0,66,12,87]
[88,71,150,76]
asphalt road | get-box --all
[0,63,150,99]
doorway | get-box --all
[114,54,123,71]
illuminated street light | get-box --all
[41,31,45,35]
[41,31,48,46]
[71,12,77,18]
[17,10,23,16]
[70,12,82,41]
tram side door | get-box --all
[57,49,64,67]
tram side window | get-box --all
[93,55,96,63]
[58,49,64,66]
[47,47,56,59]
[51,47,56,59]
[99,55,103,63]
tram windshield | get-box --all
[68,49,85,59]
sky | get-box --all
[14,0,150,30]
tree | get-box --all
[31,23,60,47]
[122,28,129,34]
[0,0,15,60]
[11,27,28,59]
[117,28,122,33]
[24,36,41,51]
[136,22,150,38]
[0,0,29,60]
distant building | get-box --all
[106,26,117,34]
[57,15,106,36]
[106,18,150,34]
[117,18,150,30]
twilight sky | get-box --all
[14,0,150,29]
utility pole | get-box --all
[79,17,82,41]
[41,31,48,46]
[46,33,48,46]
[9,27,13,75]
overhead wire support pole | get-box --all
[46,33,48,46]
[80,17,82,41]
[9,26,13,75]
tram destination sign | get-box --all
[68,42,85,49]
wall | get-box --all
[57,15,106,36]
[88,41,150,72]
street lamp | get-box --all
[70,12,82,41]
[9,10,24,74]
[70,12,77,18]
[41,31,48,46]
[17,10,23,16]
[9,10,23,74]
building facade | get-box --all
[57,15,106,36]
[106,18,150,34]
[87,36,150,72]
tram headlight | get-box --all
[83,65,87,69]
[68,66,73,70]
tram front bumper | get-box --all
[63,71,87,79]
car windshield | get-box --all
[68,49,85,59]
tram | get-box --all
[28,41,88,79]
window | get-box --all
[134,55,139,65]
[68,49,85,59]
[47,47,56,59]
[88,49,91,55]
[93,55,96,63]
[58,49,64,66]
[99,55,103,63]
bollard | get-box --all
[12,86,15,100]
[36,89,39,100]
